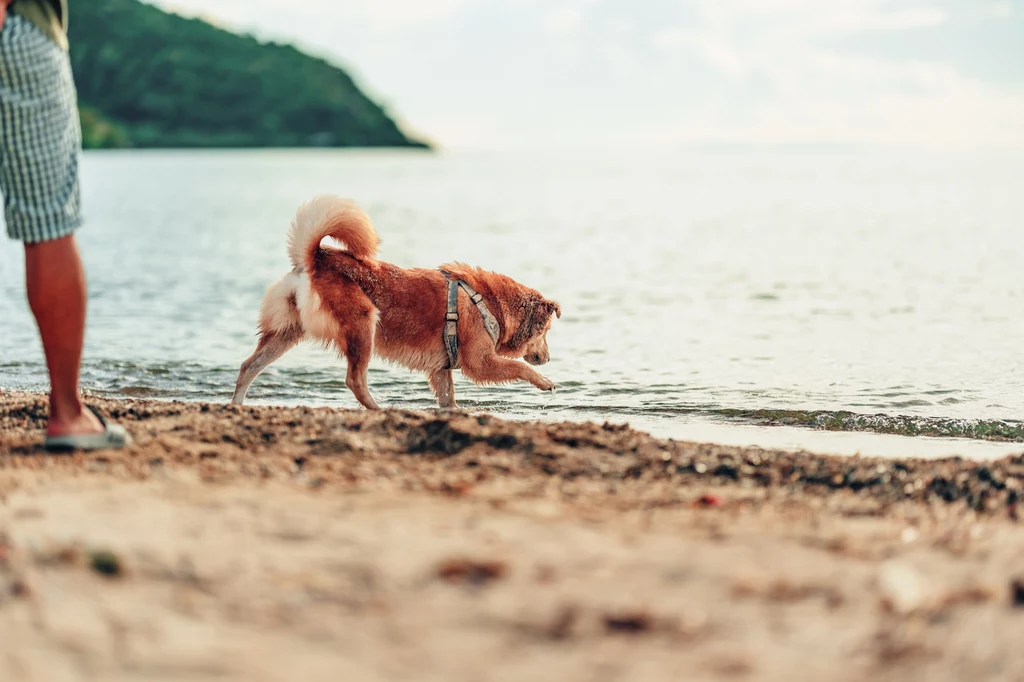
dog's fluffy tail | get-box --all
[286,195,379,273]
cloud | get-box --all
[639,0,1002,148]
[142,0,1024,151]
[155,0,469,28]
[543,6,583,34]
[652,1,952,82]
[653,29,749,77]
[987,1,1014,17]
[541,0,599,35]
[651,27,685,50]
[693,0,948,34]
[342,0,471,24]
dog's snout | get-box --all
[526,352,549,366]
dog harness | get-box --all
[441,270,501,370]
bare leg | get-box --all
[429,369,457,408]
[231,327,303,405]
[343,334,380,410]
[24,235,103,437]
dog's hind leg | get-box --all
[429,369,457,409]
[342,332,380,410]
[231,326,303,405]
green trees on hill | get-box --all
[68,0,429,149]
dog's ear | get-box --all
[508,296,543,348]
[508,296,559,349]
[509,299,539,350]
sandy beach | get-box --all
[2,390,1024,681]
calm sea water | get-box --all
[2,149,1023,458]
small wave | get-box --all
[503,402,1024,442]
[106,385,167,398]
[713,408,1024,442]
[74,378,1024,443]
[17,356,1022,443]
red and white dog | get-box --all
[232,196,561,409]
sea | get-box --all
[2,148,1023,459]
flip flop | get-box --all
[43,406,132,453]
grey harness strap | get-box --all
[441,271,501,370]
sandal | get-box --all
[43,406,132,453]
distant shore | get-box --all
[3,391,1024,680]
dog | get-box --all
[231,195,561,409]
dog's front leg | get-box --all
[462,353,555,391]
[429,369,457,409]
[522,365,556,391]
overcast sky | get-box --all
[147,0,1023,151]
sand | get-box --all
[2,390,1024,681]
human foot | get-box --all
[46,404,104,438]
[44,406,131,452]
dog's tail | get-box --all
[286,195,379,273]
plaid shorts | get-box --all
[0,13,81,244]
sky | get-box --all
[148,0,1024,151]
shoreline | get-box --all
[3,391,1024,680]
[499,410,1024,461]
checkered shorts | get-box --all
[0,13,82,244]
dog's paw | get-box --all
[535,376,556,392]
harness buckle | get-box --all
[445,312,459,322]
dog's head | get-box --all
[505,294,561,366]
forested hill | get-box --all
[67,0,429,149]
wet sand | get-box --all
[3,390,1024,681]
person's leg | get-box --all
[2,15,120,444]
[24,234,103,436]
